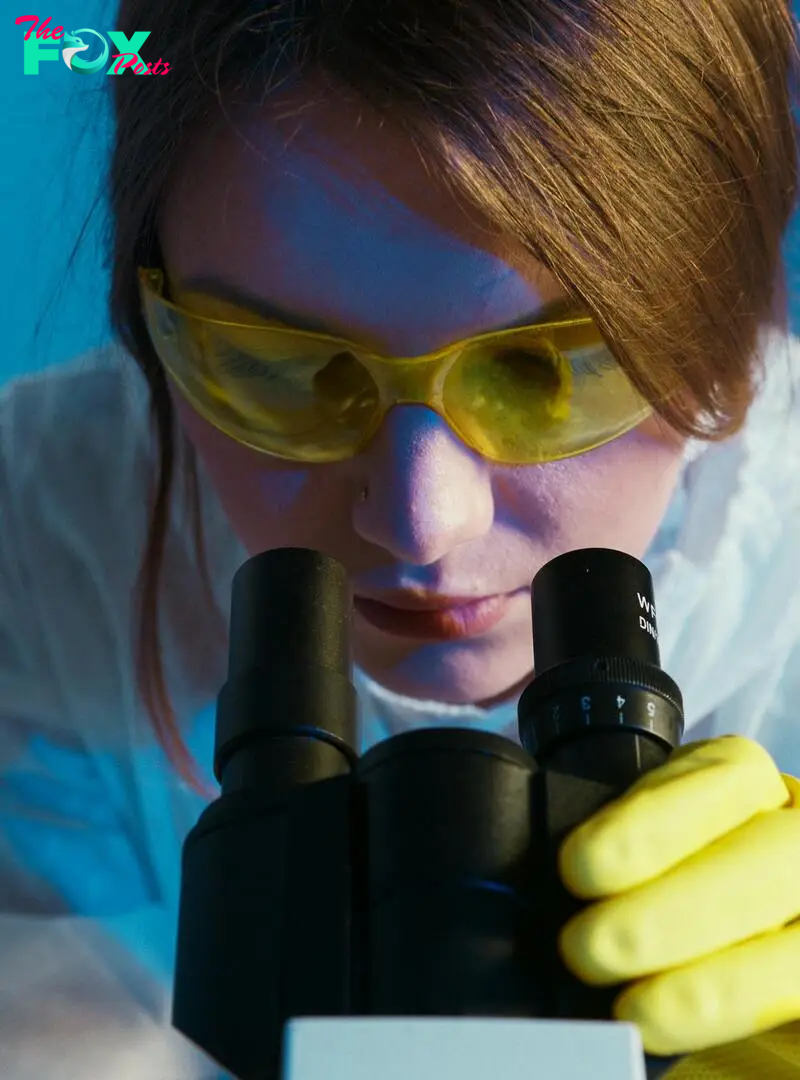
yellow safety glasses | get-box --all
[138,267,652,465]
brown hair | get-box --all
[102,0,799,790]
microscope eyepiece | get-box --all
[214,547,358,790]
[518,548,683,765]
[530,548,661,672]
[226,547,352,680]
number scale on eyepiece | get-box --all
[518,548,684,765]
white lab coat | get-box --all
[0,329,799,1079]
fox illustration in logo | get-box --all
[61,28,109,73]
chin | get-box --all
[354,633,533,708]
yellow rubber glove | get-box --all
[557,735,800,1056]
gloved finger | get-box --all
[559,806,800,985]
[559,736,790,899]
[612,919,800,1056]
[783,773,800,807]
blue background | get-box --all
[3,2,800,384]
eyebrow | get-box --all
[176,274,587,338]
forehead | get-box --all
[159,92,568,353]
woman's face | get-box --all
[159,89,686,707]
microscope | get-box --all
[173,547,686,1080]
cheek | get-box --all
[171,390,252,494]
[507,424,686,558]
[170,390,320,549]
[174,392,242,467]
[589,429,686,551]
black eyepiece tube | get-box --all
[519,548,683,764]
[213,547,359,790]
[531,548,661,673]
[174,548,358,1080]
[227,546,352,680]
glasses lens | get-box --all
[444,331,649,463]
[156,309,382,461]
[142,275,650,466]
[206,336,384,455]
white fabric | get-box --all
[0,328,799,1079]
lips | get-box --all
[353,590,524,641]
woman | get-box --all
[1,0,800,1076]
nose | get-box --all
[352,405,494,565]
